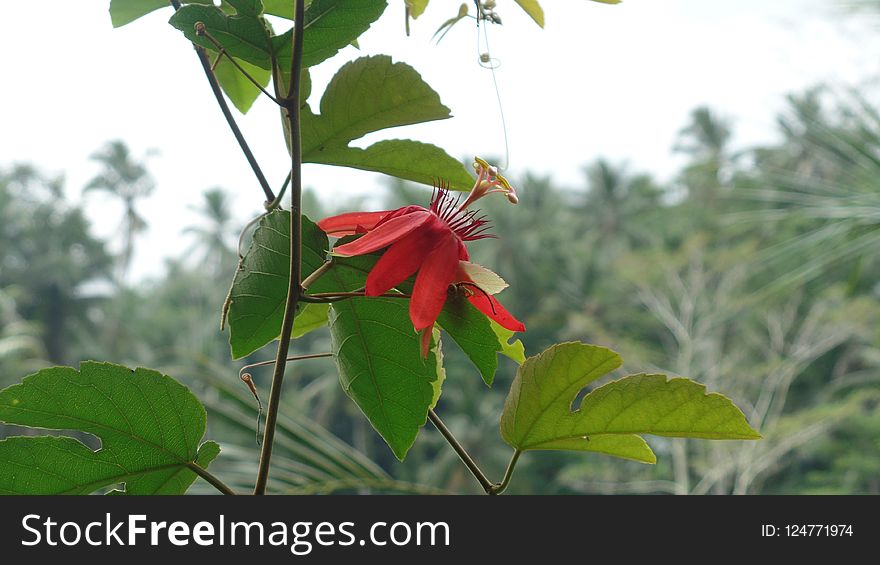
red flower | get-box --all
[318,165,523,356]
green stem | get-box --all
[302,291,412,302]
[169,0,275,205]
[300,260,334,291]
[187,462,236,495]
[266,172,291,211]
[489,449,522,495]
[196,25,281,105]
[239,352,332,375]
[253,0,306,496]
[428,409,494,494]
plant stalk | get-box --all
[428,409,494,494]
[253,0,306,495]
[169,0,275,204]
[489,449,521,495]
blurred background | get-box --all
[1,0,879,494]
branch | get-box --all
[428,409,494,494]
[169,0,275,204]
[488,449,521,495]
[253,0,306,495]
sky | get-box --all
[2,0,879,280]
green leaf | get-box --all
[429,326,446,409]
[110,0,168,27]
[533,435,655,463]
[291,303,330,339]
[309,139,475,189]
[435,294,500,386]
[169,2,274,71]
[514,0,544,28]
[490,319,526,364]
[262,0,315,19]
[298,55,474,189]
[576,374,764,440]
[501,342,760,463]
[299,0,388,68]
[110,0,213,28]
[0,362,220,494]
[406,0,429,19]
[325,256,440,461]
[212,53,272,113]
[226,212,331,359]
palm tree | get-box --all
[85,140,155,280]
[576,159,663,287]
[1,165,112,364]
[183,187,237,274]
[675,106,733,206]
[738,90,880,296]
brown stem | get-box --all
[169,0,275,204]
[428,409,494,494]
[253,0,305,496]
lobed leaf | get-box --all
[0,362,219,494]
[297,55,474,189]
[169,2,275,71]
[501,342,760,463]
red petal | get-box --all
[457,238,469,261]
[364,227,437,296]
[410,235,459,330]
[467,293,526,332]
[419,327,433,359]
[332,211,433,256]
[317,211,391,236]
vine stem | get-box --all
[195,25,281,105]
[240,353,333,374]
[187,462,236,495]
[253,0,306,496]
[169,0,275,204]
[300,260,334,290]
[428,409,494,494]
[302,291,412,303]
[489,449,521,495]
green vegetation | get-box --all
[2,83,877,493]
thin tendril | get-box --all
[476,18,510,171]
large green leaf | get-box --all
[325,256,440,460]
[0,362,220,494]
[211,52,272,113]
[501,342,760,463]
[170,1,385,99]
[298,55,474,189]
[435,295,500,386]
[169,1,275,71]
[110,0,213,28]
[275,0,388,69]
[226,212,331,359]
